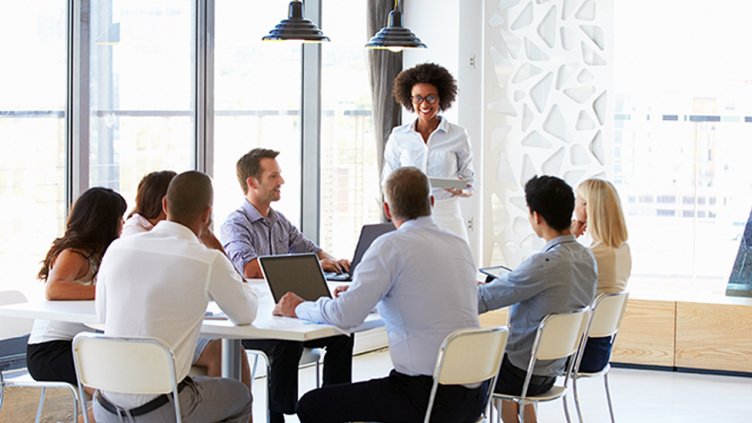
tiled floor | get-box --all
[254,349,752,423]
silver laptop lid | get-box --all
[258,253,332,303]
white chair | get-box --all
[490,307,591,423]
[0,290,80,423]
[72,333,182,423]
[572,292,630,423]
[424,326,509,423]
[247,346,322,423]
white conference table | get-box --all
[0,279,382,380]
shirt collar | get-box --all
[542,234,577,252]
[153,220,200,243]
[241,198,277,224]
[409,116,447,134]
[398,215,436,231]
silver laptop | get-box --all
[325,223,395,282]
[258,253,332,303]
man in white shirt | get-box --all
[94,171,257,423]
[274,167,487,423]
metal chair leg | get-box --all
[315,358,321,388]
[518,400,525,423]
[573,376,585,423]
[604,373,616,423]
[563,392,574,423]
[35,386,46,423]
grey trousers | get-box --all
[92,376,252,423]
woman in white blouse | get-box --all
[382,63,476,242]
[572,178,631,372]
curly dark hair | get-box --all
[38,187,127,280]
[392,63,458,112]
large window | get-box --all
[613,0,752,281]
[87,0,195,208]
[213,0,303,228]
[319,0,381,256]
[0,1,68,299]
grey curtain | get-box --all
[367,0,402,181]
[367,0,402,221]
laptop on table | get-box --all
[258,253,333,303]
[324,223,395,282]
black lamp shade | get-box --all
[365,9,426,51]
[263,1,330,43]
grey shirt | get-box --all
[478,235,597,376]
[220,199,320,275]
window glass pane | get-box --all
[213,0,303,228]
[613,0,752,282]
[319,0,381,255]
[0,1,67,299]
[88,0,195,208]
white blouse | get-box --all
[382,117,476,200]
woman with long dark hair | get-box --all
[27,187,127,385]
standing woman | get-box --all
[27,187,126,385]
[382,63,476,242]
[572,178,631,372]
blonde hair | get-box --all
[576,179,628,248]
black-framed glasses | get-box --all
[411,94,438,104]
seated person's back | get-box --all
[95,171,256,423]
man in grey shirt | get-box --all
[478,175,596,423]
[220,148,353,423]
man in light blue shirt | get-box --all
[478,175,596,423]
[274,167,487,423]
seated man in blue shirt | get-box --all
[221,148,353,423]
[478,175,597,423]
[274,166,486,423]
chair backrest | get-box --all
[587,291,629,338]
[533,307,590,361]
[0,290,33,341]
[424,326,509,423]
[434,326,510,385]
[72,333,178,395]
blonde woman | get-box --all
[572,178,631,371]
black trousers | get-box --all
[296,369,489,423]
[242,335,353,421]
[26,340,77,386]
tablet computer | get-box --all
[479,265,512,280]
[429,177,467,190]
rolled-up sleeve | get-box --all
[296,240,393,329]
[208,253,258,325]
[221,214,259,275]
[478,255,547,313]
[286,221,320,254]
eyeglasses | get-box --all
[411,94,438,105]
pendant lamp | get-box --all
[365,0,426,52]
[262,0,330,43]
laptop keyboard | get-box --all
[325,272,351,282]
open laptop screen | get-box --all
[258,253,332,303]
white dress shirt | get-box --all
[382,117,476,200]
[96,220,258,408]
[296,216,479,377]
